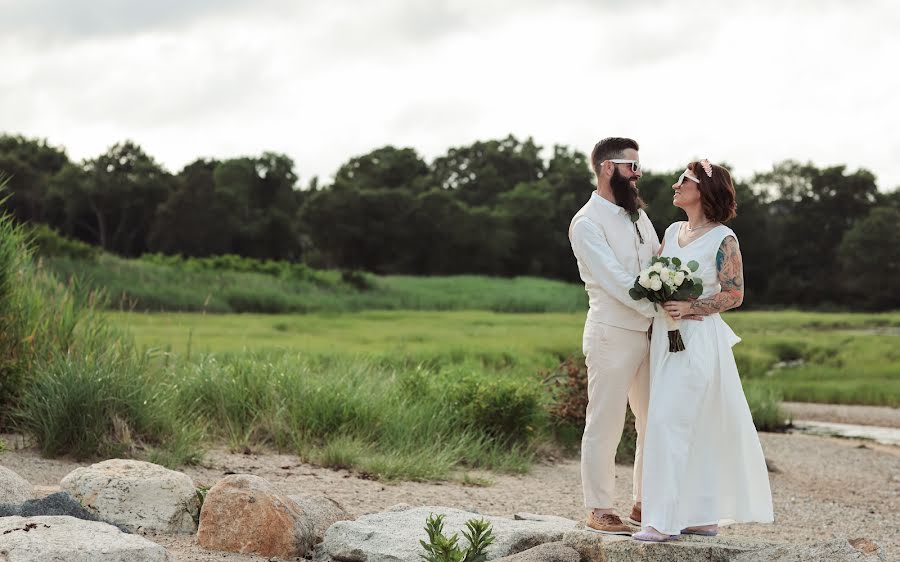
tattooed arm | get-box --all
[662,236,743,318]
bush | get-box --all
[28,224,100,260]
[542,355,637,463]
[744,385,789,432]
[420,514,494,562]
[0,182,201,464]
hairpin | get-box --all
[700,159,713,178]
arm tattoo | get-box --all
[689,236,744,315]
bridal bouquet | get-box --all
[629,256,702,352]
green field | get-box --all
[109,309,900,407]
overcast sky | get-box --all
[2,0,898,190]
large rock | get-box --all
[198,474,315,559]
[60,459,198,533]
[0,491,130,532]
[493,541,580,562]
[289,493,354,543]
[561,529,887,562]
[317,506,579,562]
[0,465,34,504]
[732,538,887,561]
[0,515,173,561]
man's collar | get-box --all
[591,192,627,216]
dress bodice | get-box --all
[659,222,738,300]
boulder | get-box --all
[0,515,173,561]
[561,529,887,562]
[289,493,354,543]
[0,491,129,532]
[198,473,315,559]
[60,458,199,533]
[317,506,578,562]
[492,541,580,562]
[732,537,886,561]
[0,465,34,504]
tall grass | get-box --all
[171,353,543,480]
[43,255,587,314]
[0,184,201,465]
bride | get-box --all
[633,160,774,542]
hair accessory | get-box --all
[700,159,713,178]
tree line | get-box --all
[1,133,897,310]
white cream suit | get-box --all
[568,193,659,509]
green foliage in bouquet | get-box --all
[629,256,702,305]
[420,513,495,562]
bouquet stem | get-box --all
[667,329,685,352]
[663,312,685,353]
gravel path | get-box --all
[784,401,900,428]
[2,431,898,561]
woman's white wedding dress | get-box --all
[641,222,774,535]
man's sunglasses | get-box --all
[606,159,641,173]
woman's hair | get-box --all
[689,161,737,223]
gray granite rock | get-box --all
[317,506,578,562]
[0,516,173,561]
[492,541,580,562]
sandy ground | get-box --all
[782,401,900,428]
[1,429,898,562]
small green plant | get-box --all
[193,486,209,524]
[420,513,494,562]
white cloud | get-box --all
[1,0,898,189]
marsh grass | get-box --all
[44,255,587,314]
[170,353,543,480]
[1,183,202,465]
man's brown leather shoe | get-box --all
[626,504,641,525]
[586,512,633,535]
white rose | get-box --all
[639,273,652,288]
[650,278,662,291]
[659,268,670,281]
[681,267,693,279]
[674,271,686,286]
[652,262,663,272]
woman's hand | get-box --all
[663,300,704,321]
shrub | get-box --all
[542,355,637,463]
[28,224,100,260]
[744,385,789,432]
[420,514,494,562]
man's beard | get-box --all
[611,168,644,215]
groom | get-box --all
[568,137,662,534]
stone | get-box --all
[0,465,34,504]
[492,541,581,562]
[198,473,314,559]
[317,506,579,562]
[0,491,130,532]
[60,459,199,533]
[289,493,354,543]
[732,538,886,562]
[0,515,173,561]
[561,530,887,562]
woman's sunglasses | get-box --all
[674,169,701,187]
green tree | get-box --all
[148,159,233,256]
[751,161,879,307]
[50,141,173,256]
[837,207,900,310]
[430,135,544,207]
[0,135,69,226]
[333,146,430,192]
